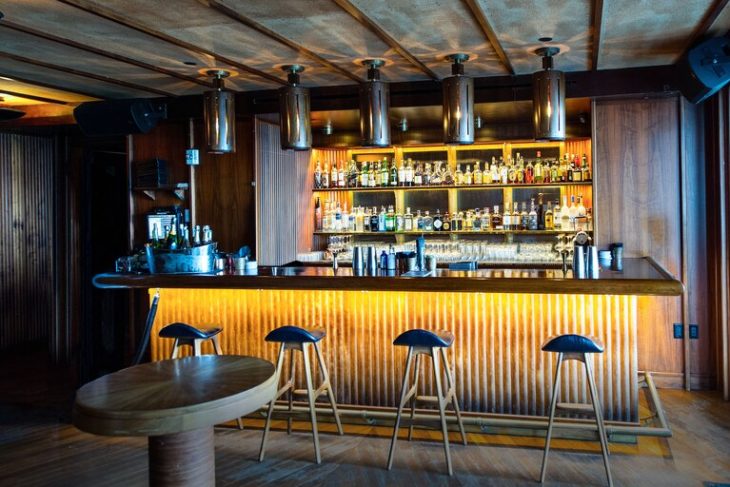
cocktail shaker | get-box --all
[366,246,377,275]
[352,246,364,272]
[586,245,599,279]
[572,245,586,279]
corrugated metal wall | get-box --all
[0,133,57,350]
[255,119,310,265]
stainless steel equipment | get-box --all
[442,53,474,145]
[359,59,391,147]
[203,70,236,153]
[145,242,218,274]
[532,47,566,141]
[279,65,311,151]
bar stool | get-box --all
[258,325,343,464]
[387,329,467,476]
[158,322,243,430]
[540,334,613,487]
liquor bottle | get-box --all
[201,225,212,244]
[507,158,516,184]
[151,223,162,249]
[369,163,377,187]
[336,161,344,187]
[355,206,364,232]
[473,161,483,184]
[378,206,387,231]
[423,163,432,186]
[433,209,443,231]
[567,156,574,182]
[414,163,423,186]
[450,211,459,231]
[561,195,571,230]
[380,159,389,187]
[431,161,443,185]
[314,160,323,189]
[490,157,499,183]
[528,198,538,230]
[343,203,352,231]
[464,210,473,231]
[363,207,371,231]
[572,155,582,182]
[398,160,405,186]
[568,195,578,227]
[537,193,545,230]
[443,164,454,185]
[330,162,338,188]
[520,202,528,230]
[455,164,464,185]
[395,210,404,232]
[385,205,395,231]
[456,211,465,230]
[405,159,414,186]
[581,154,591,181]
[442,211,451,231]
[545,201,554,230]
[491,205,503,230]
[315,197,322,231]
[404,207,414,231]
[553,199,562,230]
[348,159,359,187]
[370,206,379,232]
[166,217,179,250]
[525,157,534,184]
[550,160,558,183]
[534,151,543,183]
[512,202,520,230]
[193,224,201,246]
[334,202,342,230]
[516,155,525,184]
[502,204,511,231]
[423,210,433,231]
[390,161,398,186]
[322,162,330,188]
[472,208,481,231]
[360,161,369,187]
[415,210,423,230]
[465,164,473,185]
[481,207,491,230]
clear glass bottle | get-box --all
[415,209,423,230]
[502,204,511,230]
[423,162,432,186]
[433,209,443,231]
[404,207,414,231]
[390,160,398,186]
[360,161,369,187]
[398,159,405,186]
[534,151,543,183]
[322,162,330,188]
[314,160,322,189]
[385,205,395,231]
[481,207,491,230]
[455,164,464,185]
[370,206,379,232]
[525,157,534,184]
[348,159,359,187]
[544,201,554,230]
[473,161,483,185]
[414,163,423,186]
[491,205,503,230]
[553,199,562,230]
[520,202,529,230]
[528,198,538,230]
[378,206,387,232]
[368,163,377,187]
[512,202,520,230]
[442,211,451,231]
[423,210,433,231]
[405,159,414,186]
[396,210,404,232]
[464,164,473,185]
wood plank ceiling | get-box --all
[0,0,729,112]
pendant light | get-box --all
[442,53,474,145]
[532,47,566,141]
[279,65,311,151]
[203,70,236,153]
[359,59,390,147]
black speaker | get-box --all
[678,36,730,104]
[73,99,167,136]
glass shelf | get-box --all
[312,181,592,192]
[314,230,591,236]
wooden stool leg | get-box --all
[441,347,467,446]
[314,342,344,436]
[259,343,286,462]
[407,353,421,441]
[387,347,414,471]
[193,339,202,356]
[585,353,614,487]
[287,349,296,435]
[211,335,223,355]
[432,347,453,476]
[301,343,321,464]
[170,339,180,359]
[540,352,564,483]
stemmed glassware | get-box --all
[327,235,350,271]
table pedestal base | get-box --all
[149,427,214,487]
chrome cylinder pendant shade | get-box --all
[442,53,474,145]
[532,47,566,141]
[359,59,390,147]
[279,65,311,151]
[203,70,236,154]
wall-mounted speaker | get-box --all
[73,99,167,136]
[677,36,730,104]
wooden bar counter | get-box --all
[95,258,681,424]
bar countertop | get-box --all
[93,257,683,296]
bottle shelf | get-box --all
[133,183,189,200]
[312,181,592,193]
[314,230,591,236]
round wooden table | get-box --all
[73,355,276,487]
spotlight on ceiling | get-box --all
[532,47,566,141]
[203,70,236,153]
[359,59,390,147]
[442,53,474,145]
[279,65,311,151]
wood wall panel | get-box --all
[149,289,639,422]
[593,98,683,378]
[0,133,58,350]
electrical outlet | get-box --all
[673,323,684,339]
[689,324,699,339]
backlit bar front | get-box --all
[150,289,638,422]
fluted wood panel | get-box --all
[0,133,57,350]
[150,289,638,421]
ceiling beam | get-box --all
[461,0,514,75]
[331,0,439,80]
[0,89,70,105]
[0,20,212,88]
[591,0,605,70]
[675,0,730,62]
[58,0,287,86]
[201,0,361,83]
[0,71,103,99]
[0,51,175,97]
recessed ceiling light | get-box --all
[538,37,553,43]
[183,61,197,66]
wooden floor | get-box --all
[1,350,729,486]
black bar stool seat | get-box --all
[540,333,613,486]
[259,325,343,465]
[387,328,466,476]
